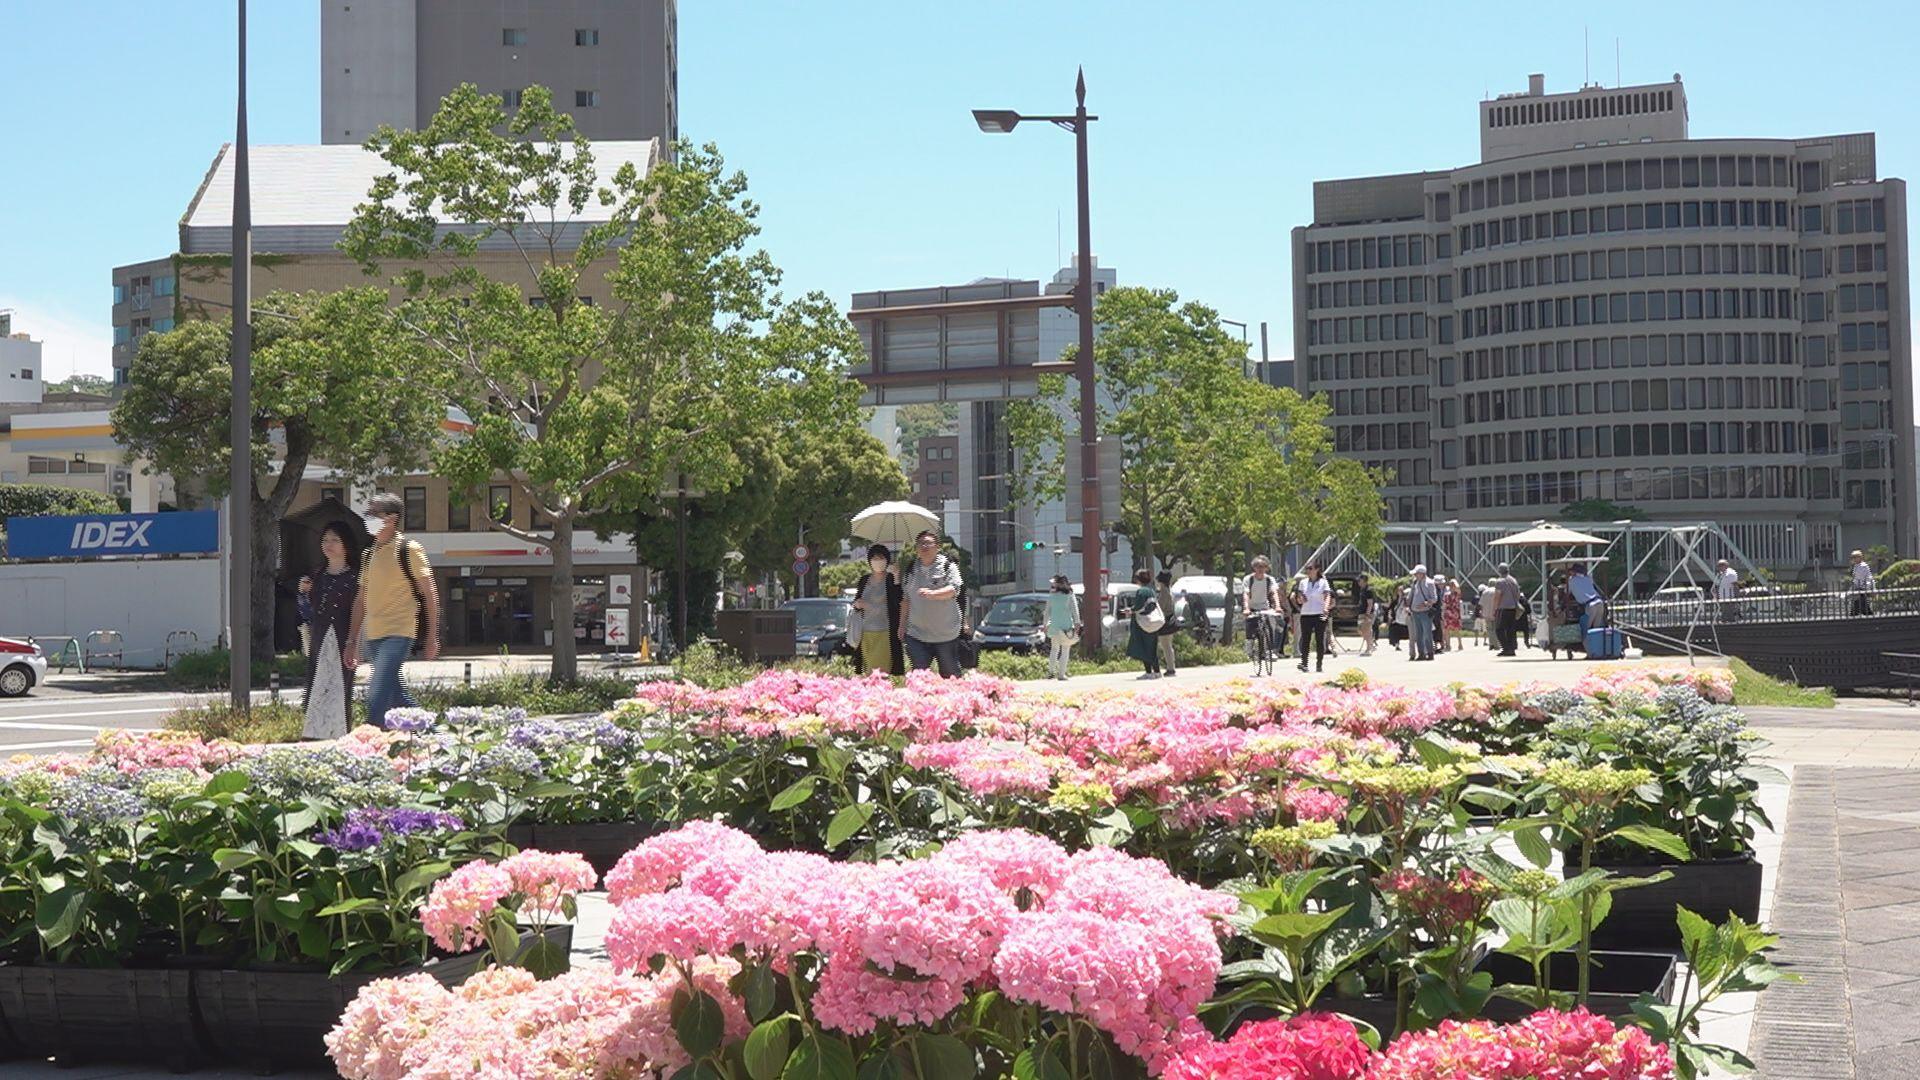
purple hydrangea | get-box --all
[317,806,464,851]
[381,707,438,732]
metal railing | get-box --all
[1611,585,1920,628]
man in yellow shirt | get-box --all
[346,492,440,727]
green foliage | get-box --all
[672,640,759,689]
[1629,907,1793,1079]
[895,402,957,470]
[1209,868,1394,1028]
[1728,658,1833,707]
[818,560,868,597]
[415,674,634,716]
[742,424,909,588]
[0,483,120,522]
[42,373,114,397]
[166,648,308,691]
[1876,558,1918,588]
[343,85,866,682]
[1559,499,1644,522]
[1006,286,1381,571]
[163,700,306,744]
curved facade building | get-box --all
[1292,74,1917,560]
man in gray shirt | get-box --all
[1492,562,1524,656]
[898,529,964,678]
[1407,564,1439,661]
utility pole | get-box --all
[228,0,253,710]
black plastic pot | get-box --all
[0,965,204,1071]
[1479,949,1677,1022]
[523,820,660,876]
[195,925,572,1073]
[1569,852,1763,948]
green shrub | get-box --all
[163,700,306,744]
[673,640,759,689]
[0,483,119,521]
[976,650,1054,681]
[1881,559,1920,589]
[167,648,306,689]
[414,672,634,715]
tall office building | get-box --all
[1292,73,1917,560]
[321,0,677,145]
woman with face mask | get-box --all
[849,544,903,675]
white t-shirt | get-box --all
[1244,574,1280,612]
[1297,578,1332,616]
[1716,568,1739,599]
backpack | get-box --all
[366,538,431,656]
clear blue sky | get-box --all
[3,0,1918,415]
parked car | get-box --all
[975,593,1053,654]
[1171,575,1229,637]
[0,637,48,697]
[781,598,853,658]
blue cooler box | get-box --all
[1585,626,1624,660]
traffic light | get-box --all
[1021,540,1041,551]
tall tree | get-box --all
[1206,382,1385,563]
[746,426,909,594]
[894,402,957,472]
[112,290,444,659]
[342,85,862,679]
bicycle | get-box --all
[1246,609,1284,677]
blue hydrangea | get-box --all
[48,776,147,828]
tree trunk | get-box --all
[248,497,278,669]
[548,526,577,682]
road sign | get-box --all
[793,560,811,576]
[605,609,630,647]
[793,544,810,561]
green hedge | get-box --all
[166,648,307,689]
[0,483,120,520]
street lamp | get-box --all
[973,68,1104,649]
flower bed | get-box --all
[0,666,1776,1075]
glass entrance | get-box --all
[458,578,534,646]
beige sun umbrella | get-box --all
[1488,523,1606,548]
[850,500,942,548]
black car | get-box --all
[974,593,1053,654]
[782,598,853,658]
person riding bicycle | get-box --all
[1242,555,1287,677]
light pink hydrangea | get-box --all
[603,820,763,905]
[605,890,732,970]
[325,972,452,1080]
[420,860,514,953]
[497,850,597,921]
[929,829,1069,903]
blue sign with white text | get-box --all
[3,511,220,559]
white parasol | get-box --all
[850,500,941,548]
[1488,523,1606,548]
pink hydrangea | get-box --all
[721,851,848,961]
[92,729,248,776]
[497,849,597,920]
[420,860,514,953]
[826,859,1016,987]
[604,890,732,970]
[992,909,1166,1059]
[930,829,1070,903]
[603,821,763,905]
[1163,1013,1372,1080]
[325,972,452,1080]
[1284,783,1351,823]
[1367,1009,1675,1080]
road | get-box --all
[0,685,301,755]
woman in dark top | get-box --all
[298,522,360,739]
[850,544,905,676]
[1125,568,1162,679]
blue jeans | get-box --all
[904,635,960,678]
[364,635,418,727]
[1409,611,1435,659]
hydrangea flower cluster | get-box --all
[92,729,248,775]
[1366,1008,1674,1079]
[380,708,438,733]
[1163,1012,1372,1080]
[316,807,465,853]
[1382,867,1499,935]
[1575,665,1734,704]
[596,823,1234,1073]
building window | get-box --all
[502,28,527,46]
[448,492,471,532]
[504,89,524,108]
[575,28,599,45]
[575,90,599,108]
[403,487,428,532]
[112,284,125,304]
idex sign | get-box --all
[3,511,221,559]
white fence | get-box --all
[0,558,222,669]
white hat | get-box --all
[1412,564,1428,575]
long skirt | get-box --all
[302,627,352,740]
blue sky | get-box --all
[3,0,1918,415]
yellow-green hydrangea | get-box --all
[1049,780,1116,813]
[1251,820,1338,865]
[1540,762,1653,803]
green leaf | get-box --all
[203,770,249,796]
[743,1016,791,1080]
[1249,905,1349,949]
[520,780,584,799]
[35,885,86,949]
[1605,824,1692,863]
[1087,808,1134,847]
[673,989,726,1058]
[784,1033,857,1080]
[770,776,819,812]
[743,961,779,1022]
[316,897,382,917]
[394,860,454,896]
[213,847,262,872]
[1675,906,1723,977]
[1511,824,1553,869]
[824,803,876,851]
[912,1033,975,1080]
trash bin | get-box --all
[713,609,797,664]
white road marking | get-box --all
[0,708,178,726]
[0,738,116,751]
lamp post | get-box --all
[228,0,253,710]
[974,69,1104,649]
